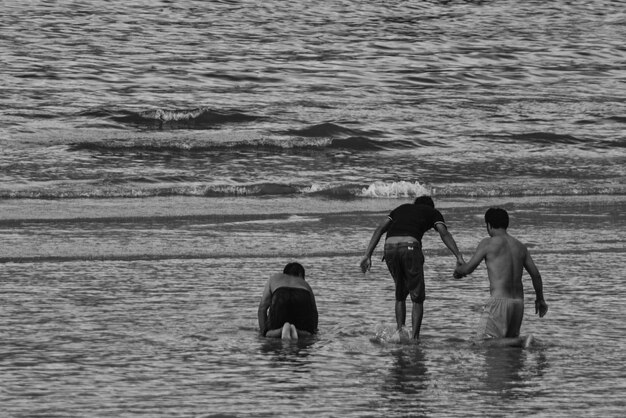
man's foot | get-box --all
[281,323,292,339]
[391,326,410,342]
[289,324,299,339]
[523,334,534,349]
[399,327,410,341]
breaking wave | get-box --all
[80,107,260,130]
[1,181,622,200]
[69,111,424,151]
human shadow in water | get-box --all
[381,346,429,395]
[258,333,317,362]
[480,344,548,399]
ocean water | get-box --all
[2,196,625,417]
[2,0,625,200]
[1,0,625,416]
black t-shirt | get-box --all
[386,203,446,242]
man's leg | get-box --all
[405,245,425,340]
[411,302,423,339]
[395,299,406,330]
[265,328,282,338]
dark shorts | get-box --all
[267,287,318,334]
[384,242,425,303]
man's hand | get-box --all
[453,260,466,279]
[360,256,371,274]
[535,299,548,318]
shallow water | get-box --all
[1,196,625,416]
[1,0,625,415]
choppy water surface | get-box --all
[2,196,626,416]
[1,0,625,199]
[1,0,626,416]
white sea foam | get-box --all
[360,181,431,198]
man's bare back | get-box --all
[456,227,544,303]
[454,208,547,341]
[479,233,529,299]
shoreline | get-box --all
[0,194,624,221]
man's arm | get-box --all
[454,238,489,278]
[523,249,548,317]
[435,223,465,265]
[257,280,272,335]
[360,217,392,273]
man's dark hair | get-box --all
[413,195,434,207]
[485,208,509,229]
[283,262,305,278]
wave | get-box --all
[70,110,424,151]
[68,136,413,153]
[482,131,626,151]
[482,131,586,146]
[484,131,621,149]
[221,215,320,226]
[67,124,417,152]
[360,181,431,198]
[284,122,384,139]
[512,132,584,145]
[1,181,623,200]
[80,107,260,130]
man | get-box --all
[454,208,548,346]
[258,262,318,339]
[360,195,465,339]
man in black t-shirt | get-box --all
[360,196,464,339]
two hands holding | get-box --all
[453,257,548,318]
[453,258,466,279]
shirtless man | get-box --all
[258,262,318,339]
[454,208,548,346]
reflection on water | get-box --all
[259,337,317,364]
[384,347,429,395]
[480,346,549,400]
[482,347,527,395]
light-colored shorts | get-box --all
[476,297,524,339]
